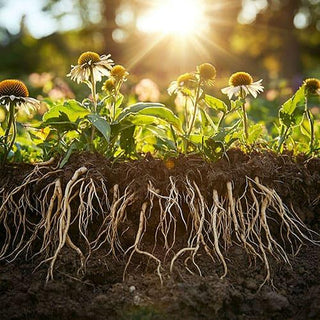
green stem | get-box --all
[277,125,290,153]
[184,98,188,132]
[242,103,248,140]
[305,96,314,153]
[89,66,97,149]
[111,80,123,123]
[2,103,16,167]
[240,88,248,141]
[186,81,201,138]
[217,112,226,130]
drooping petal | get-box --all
[168,81,178,95]
[246,85,258,98]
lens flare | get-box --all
[137,0,207,37]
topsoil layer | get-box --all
[0,149,320,320]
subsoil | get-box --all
[0,149,320,320]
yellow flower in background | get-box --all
[102,78,116,93]
[67,51,113,84]
[304,78,320,96]
[0,79,40,115]
[197,63,216,86]
[168,72,197,95]
[110,65,129,82]
[221,72,263,99]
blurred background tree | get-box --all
[0,0,319,93]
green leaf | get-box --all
[43,100,90,123]
[144,126,177,151]
[247,124,263,144]
[199,108,216,134]
[117,103,182,131]
[87,113,111,142]
[279,86,306,127]
[116,103,163,121]
[59,142,78,168]
[231,99,245,111]
[41,111,78,132]
[119,125,136,155]
[281,86,305,114]
[204,95,227,113]
[116,94,124,108]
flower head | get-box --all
[110,65,129,81]
[0,79,29,97]
[168,72,197,96]
[229,72,252,87]
[304,78,320,96]
[177,73,197,89]
[197,63,216,85]
[102,78,116,93]
[0,79,40,114]
[221,72,263,99]
[67,51,113,84]
[78,52,100,65]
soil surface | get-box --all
[0,149,320,320]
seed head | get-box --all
[198,63,216,82]
[102,78,116,93]
[0,79,29,97]
[77,51,100,65]
[177,73,197,89]
[110,65,128,80]
[229,72,253,87]
[304,78,320,95]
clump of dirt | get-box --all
[0,149,320,319]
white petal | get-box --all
[246,85,257,98]
[168,81,178,95]
[221,86,232,94]
[222,86,239,99]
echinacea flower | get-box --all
[304,78,320,96]
[197,63,216,86]
[0,79,40,115]
[168,72,197,96]
[67,51,113,84]
[102,78,116,93]
[110,65,129,82]
[221,72,264,99]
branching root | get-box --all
[0,167,318,286]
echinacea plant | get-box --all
[0,79,40,166]
[304,78,320,153]
[168,63,217,153]
[277,77,320,154]
[221,72,264,141]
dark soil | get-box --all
[1,149,320,320]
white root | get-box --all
[1,161,319,287]
[212,190,228,278]
[123,202,163,285]
[45,167,88,281]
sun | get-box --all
[137,0,207,37]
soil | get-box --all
[0,149,320,320]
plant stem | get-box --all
[240,88,248,141]
[111,80,123,123]
[2,103,16,167]
[89,67,97,149]
[277,125,290,153]
[305,96,314,153]
[217,112,226,130]
[186,81,201,138]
